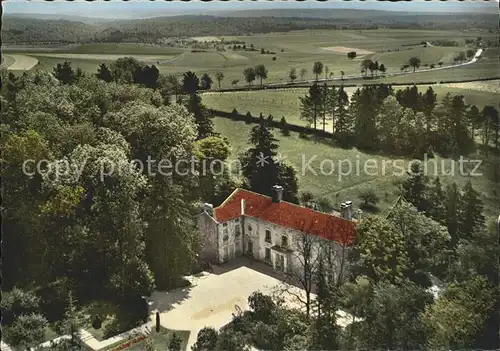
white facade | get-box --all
[198,211,349,280]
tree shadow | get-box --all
[149,285,193,314]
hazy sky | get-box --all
[4,0,496,19]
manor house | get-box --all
[197,185,357,275]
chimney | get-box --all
[203,203,213,216]
[356,208,363,220]
[340,202,346,218]
[241,199,245,216]
[344,201,353,220]
[272,185,283,203]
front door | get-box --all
[223,246,229,262]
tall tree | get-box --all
[299,68,307,81]
[408,57,421,72]
[312,61,324,81]
[335,86,353,145]
[445,182,461,248]
[349,216,409,284]
[182,71,200,94]
[289,68,297,83]
[311,255,340,351]
[351,86,378,150]
[215,71,225,89]
[458,179,485,241]
[360,59,373,77]
[53,61,76,85]
[200,73,213,90]
[357,280,432,350]
[243,67,256,86]
[300,82,323,131]
[239,117,298,202]
[401,162,430,212]
[254,64,268,86]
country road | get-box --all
[266,48,484,87]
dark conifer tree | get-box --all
[53,61,76,85]
[96,63,113,83]
[240,118,298,203]
[445,182,461,248]
[401,162,430,212]
[458,179,485,241]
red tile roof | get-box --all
[214,189,356,245]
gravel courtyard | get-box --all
[149,258,309,349]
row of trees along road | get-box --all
[299,83,500,159]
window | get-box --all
[235,218,239,223]
[281,235,288,247]
[265,248,271,261]
[235,225,241,237]
[265,230,271,243]
[223,235,228,241]
[223,223,228,227]
[248,225,252,231]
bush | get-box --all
[298,132,309,139]
[272,57,277,61]
[169,333,182,351]
[92,314,103,330]
[359,190,379,211]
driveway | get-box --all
[149,258,311,349]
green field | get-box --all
[2,29,497,85]
[203,84,499,130]
[214,117,499,218]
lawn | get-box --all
[213,117,500,218]
[82,300,145,341]
[127,328,189,351]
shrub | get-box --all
[92,314,102,330]
[298,132,309,139]
[359,189,380,211]
[169,333,183,351]
[272,57,277,61]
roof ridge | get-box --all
[223,188,354,224]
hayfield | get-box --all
[213,117,500,218]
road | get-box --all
[263,48,484,87]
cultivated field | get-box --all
[3,29,497,85]
[1,54,39,70]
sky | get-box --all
[3,0,497,19]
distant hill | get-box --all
[4,13,112,24]
[210,9,413,19]
[3,10,497,44]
